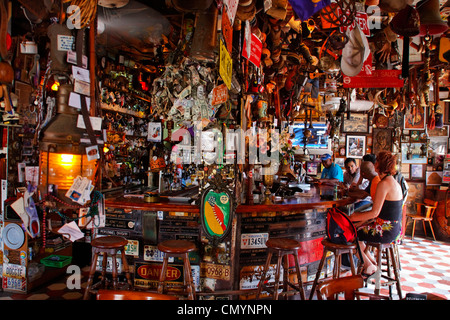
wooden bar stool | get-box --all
[83,236,133,300]
[157,239,196,300]
[309,239,362,300]
[255,238,306,300]
[364,242,402,299]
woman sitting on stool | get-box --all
[349,151,403,276]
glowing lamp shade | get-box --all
[40,152,97,190]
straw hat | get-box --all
[340,24,370,77]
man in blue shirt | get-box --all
[319,153,344,183]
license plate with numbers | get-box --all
[3,276,26,292]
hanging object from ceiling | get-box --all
[167,0,213,13]
[378,0,409,12]
[416,0,449,36]
[389,4,420,79]
[98,0,129,8]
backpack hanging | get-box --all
[326,206,364,264]
[326,206,357,244]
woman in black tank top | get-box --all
[349,151,403,275]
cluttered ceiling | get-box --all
[10,0,450,115]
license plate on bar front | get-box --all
[3,276,26,292]
[3,263,27,279]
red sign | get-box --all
[137,264,182,281]
[242,33,262,67]
[221,9,233,53]
[211,83,228,105]
[343,69,404,88]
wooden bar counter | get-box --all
[101,185,359,299]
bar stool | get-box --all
[364,242,402,299]
[309,238,362,300]
[157,239,196,300]
[83,236,133,300]
[255,238,306,300]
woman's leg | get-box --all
[359,241,377,274]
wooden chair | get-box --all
[316,275,390,300]
[96,289,178,300]
[407,199,438,241]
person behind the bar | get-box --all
[349,151,403,276]
[344,157,371,211]
[312,153,344,185]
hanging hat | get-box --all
[379,0,408,12]
[340,24,370,77]
[390,5,420,37]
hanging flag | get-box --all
[289,0,331,21]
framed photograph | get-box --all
[410,164,424,180]
[335,157,345,168]
[342,112,369,133]
[148,122,162,142]
[346,135,366,159]
[373,128,392,155]
[404,105,425,130]
[427,125,448,137]
[426,171,443,186]
[405,181,424,215]
[429,136,448,156]
[306,161,319,175]
[401,143,428,164]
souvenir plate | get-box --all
[3,223,25,250]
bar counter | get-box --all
[101,185,360,298]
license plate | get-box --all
[241,233,268,249]
[143,245,172,262]
[125,240,139,257]
[95,256,123,273]
[200,262,231,281]
[3,263,26,278]
[3,276,26,292]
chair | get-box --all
[96,289,178,300]
[83,236,133,300]
[157,239,196,300]
[309,239,362,300]
[316,275,390,300]
[255,238,306,300]
[407,199,438,241]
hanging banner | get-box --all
[221,7,233,53]
[242,33,262,67]
[343,69,404,88]
[219,39,232,89]
[290,0,331,21]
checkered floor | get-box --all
[0,236,449,300]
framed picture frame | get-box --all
[372,128,392,155]
[335,157,345,168]
[405,181,425,215]
[346,135,366,159]
[426,171,443,186]
[342,112,369,133]
[306,161,319,175]
[401,143,428,164]
[410,164,424,180]
[404,105,426,130]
